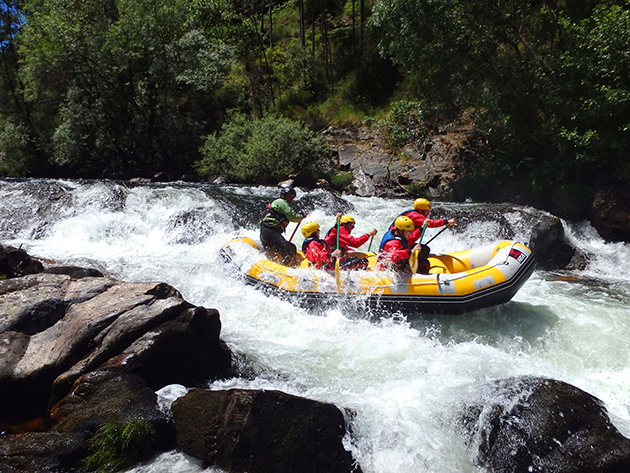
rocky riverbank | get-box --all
[316,125,630,243]
[2,244,630,473]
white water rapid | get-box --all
[1,178,630,473]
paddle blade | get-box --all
[409,250,419,274]
[335,257,341,287]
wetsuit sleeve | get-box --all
[271,199,303,222]
[428,218,447,228]
[338,227,370,249]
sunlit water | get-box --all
[1,178,630,473]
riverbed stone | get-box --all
[461,376,630,473]
[172,388,362,473]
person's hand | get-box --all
[301,210,307,218]
[447,218,456,226]
[411,244,422,252]
[368,228,378,236]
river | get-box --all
[1,178,629,473]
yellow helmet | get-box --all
[414,198,431,211]
[394,215,415,232]
[340,215,355,225]
[301,221,320,238]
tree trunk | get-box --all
[298,0,305,47]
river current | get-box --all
[1,178,629,473]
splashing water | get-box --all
[2,178,629,473]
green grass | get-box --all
[80,419,156,472]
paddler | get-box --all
[260,186,306,266]
[324,214,377,270]
[300,221,341,270]
[378,198,456,252]
[377,215,430,273]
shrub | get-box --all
[326,170,354,190]
[195,113,333,183]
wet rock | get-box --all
[298,191,355,216]
[528,216,576,270]
[0,244,44,278]
[167,207,217,244]
[591,184,630,243]
[461,376,630,473]
[0,369,174,473]
[173,388,362,473]
[95,306,231,393]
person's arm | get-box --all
[339,227,370,249]
[271,199,304,222]
[428,218,448,228]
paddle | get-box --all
[409,220,429,274]
[409,250,419,274]
[334,216,341,287]
[288,218,303,243]
[424,222,454,246]
[367,234,375,252]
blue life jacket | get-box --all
[378,209,416,251]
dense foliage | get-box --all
[372,0,630,216]
[1,0,630,217]
[196,112,332,183]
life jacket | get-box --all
[261,202,289,229]
[378,209,416,251]
[379,232,412,253]
[301,237,330,253]
[378,232,413,270]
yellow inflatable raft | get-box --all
[220,237,535,314]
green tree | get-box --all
[371,0,630,217]
[16,0,234,177]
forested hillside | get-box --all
[1,0,629,223]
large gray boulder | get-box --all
[173,388,362,473]
[0,272,231,423]
[461,376,630,473]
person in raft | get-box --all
[378,198,456,252]
[323,214,378,270]
[300,221,342,270]
[377,215,430,273]
[260,186,306,266]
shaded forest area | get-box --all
[1,0,630,222]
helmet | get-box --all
[280,186,296,198]
[301,221,320,238]
[339,215,355,225]
[413,198,431,211]
[394,215,415,232]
